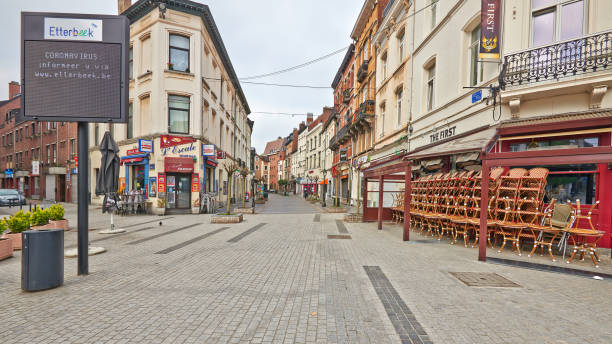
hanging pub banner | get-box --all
[479,0,501,60]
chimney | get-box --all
[118,0,132,14]
[306,112,314,124]
[8,81,20,99]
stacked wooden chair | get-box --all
[565,200,604,267]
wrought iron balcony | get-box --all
[502,30,612,88]
[342,89,351,104]
[357,60,369,82]
[337,123,352,145]
[359,100,375,116]
[329,135,338,151]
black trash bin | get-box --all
[22,229,64,292]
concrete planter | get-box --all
[191,207,200,214]
[50,219,69,231]
[0,238,13,260]
[235,207,254,214]
[326,207,347,213]
[255,199,265,204]
[1,232,22,250]
[152,207,166,216]
[211,214,243,224]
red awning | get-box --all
[121,157,144,165]
[165,157,194,173]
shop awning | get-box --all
[406,126,497,161]
[121,157,145,165]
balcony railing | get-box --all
[502,30,612,88]
[357,60,369,82]
[359,100,375,116]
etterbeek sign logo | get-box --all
[44,17,102,41]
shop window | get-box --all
[536,164,598,204]
[469,24,483,86]
[168,95,190,134]
[509,137,598,152]
[532,0,585,47]
[169,34,190,72]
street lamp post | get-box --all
[321,169,327,207]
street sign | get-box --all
[139,139,153,153]
[217,151,226,159]
[472,90,482,103]
[21,12,129,123]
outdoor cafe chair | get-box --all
[523,199,572,261]
[566,200,604,267]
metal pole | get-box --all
[478,159,490,262]
[77,122,89,275]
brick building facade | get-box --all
[0,82,78,202]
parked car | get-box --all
[0,189,26,206]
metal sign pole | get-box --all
[77,122,89,275]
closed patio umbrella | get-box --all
[96,131,125,234]
[96,131,120,196]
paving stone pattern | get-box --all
[156,227,230,254]
[227,223,266,243]
[364,266,432,344]
[0,194,611,343]
[335,220,349,234]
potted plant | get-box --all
[1,210,31,250]
[167,62,174,71]
[0,220,12,260]
[185,67,191,73]
[48,204,68,230]
[30,207,53,230]
[153,197,166,215]
[192,198,200,214]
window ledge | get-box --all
[137,71,152,80]
[165,69,195,79]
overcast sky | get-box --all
[1,0,362,153]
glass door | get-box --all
[176,175,191,209]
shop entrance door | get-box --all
[166,174,191,209]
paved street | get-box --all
[1,194,611,344]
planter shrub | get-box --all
[0,237,12,260]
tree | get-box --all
[222,161,240,215]
[239,167,249,208]
[278,179,288,195]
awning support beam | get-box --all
[403,164,411,241]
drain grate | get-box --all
[450,272,521,288]
[327,234,351,239]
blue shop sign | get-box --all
[139,139,153,153]
[5,169,14,177]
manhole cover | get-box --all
[327,234,352,239]
[449,272,521,288]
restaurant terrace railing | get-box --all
[502,30,612,87]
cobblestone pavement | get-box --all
[1,194,611,343]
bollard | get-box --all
[29,203,32,212]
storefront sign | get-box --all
[161,142,196,156]
[217,151,226,159]
[205,158,218,168]
[74,155,78,167]
[32,161,40,175]
[430,126,457,143]
[21,13,129,123]
[157,173,165,193]
[160,135,196,149]
[149,177,157,197]
[479,0,501,60]
[126,148,141,155]
[192,175,199,192]
[5,169,14,178]
[202,144,215,156]
[139,139,153,153]
[164,157,194,173]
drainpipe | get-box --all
[407,0,416,153]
